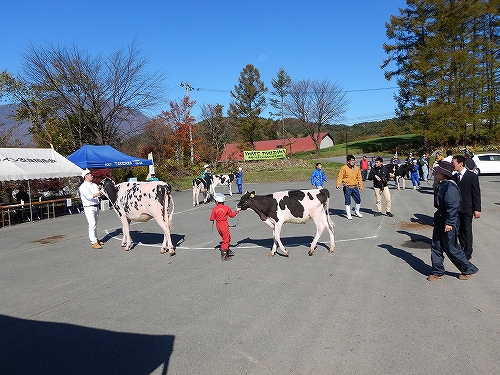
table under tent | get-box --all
[0,148,84,226]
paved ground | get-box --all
[1,176,500,374]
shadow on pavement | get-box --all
[378,244,432,276]
[236,235,330,255]
[0,314,174,375]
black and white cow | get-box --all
[212,173,236,196]
[192,176,213,206]
[237,189,335,257]
[385,162,413,190]
[100,178,175,255]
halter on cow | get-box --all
[100,178,175,255]
[237,188,335,257]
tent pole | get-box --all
[28,181,33,223]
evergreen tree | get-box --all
[383,0,500,147]
[228,64,268,148]
[269,67,292,142]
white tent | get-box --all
[1,148,83,223]
[0,148,83,181]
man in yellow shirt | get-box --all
[336,155,363,220]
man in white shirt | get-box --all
[79,169,104,249]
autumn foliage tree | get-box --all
[146,97,196,167]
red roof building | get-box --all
[219,132,334,162]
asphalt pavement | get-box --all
[1,176,500,374]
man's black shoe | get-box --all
[374,212,382,216]
[386,212,394,217]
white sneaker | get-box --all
[354,211,363,218]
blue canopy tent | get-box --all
[67,145,152,169]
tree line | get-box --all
[382,0,500,147]
[2,0,499,176]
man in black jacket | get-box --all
[368,157,393,217]
[452,155,481,260]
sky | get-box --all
[1,0,407,125]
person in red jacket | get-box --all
[210,193,240,261]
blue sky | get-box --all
[1,0,406,125]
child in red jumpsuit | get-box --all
[210,193,240,261]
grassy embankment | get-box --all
[172,134,423,190]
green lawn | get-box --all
[170,134,424,190]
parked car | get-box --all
[472,153,500,175]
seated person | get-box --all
[16,186,30,203]
[2,188,15,205]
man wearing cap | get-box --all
[79,169,104,249]
[452,155,481,260]
[210,193,240,261]
[427,160,478,281]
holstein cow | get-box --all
[211,173,236,196]
[192,176,213,206]
[385,162,413,190]
[237,189,335,257]
[100,178,175,255]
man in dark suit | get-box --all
[452,155,481,260]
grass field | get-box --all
[170,134,423,190]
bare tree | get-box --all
[198,103,231,168]
[19,41,166,148]
[286,79,349,152]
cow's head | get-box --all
[99,177,118,204]
[236,191,256,210]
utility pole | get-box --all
[180,81,195,164]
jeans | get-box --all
[343,186,361,206]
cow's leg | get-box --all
[270,227,278,257]
[273,221,289,257]
[122,218,133,251]
[310,214,335,255]
[193,187,198,206]
[154,212,175,256]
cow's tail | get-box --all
[325,194,335,228]
[163,190,174,228]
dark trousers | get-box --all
[430,212,478,276]
[458,212,474,259]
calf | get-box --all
[100,178,175,255]
[192,176,213,206]
[212,173,236,196]
[237,189,335,257]
[385,162,413,190]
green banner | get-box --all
[244,149,286,161]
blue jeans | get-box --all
[343,186,361,206]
